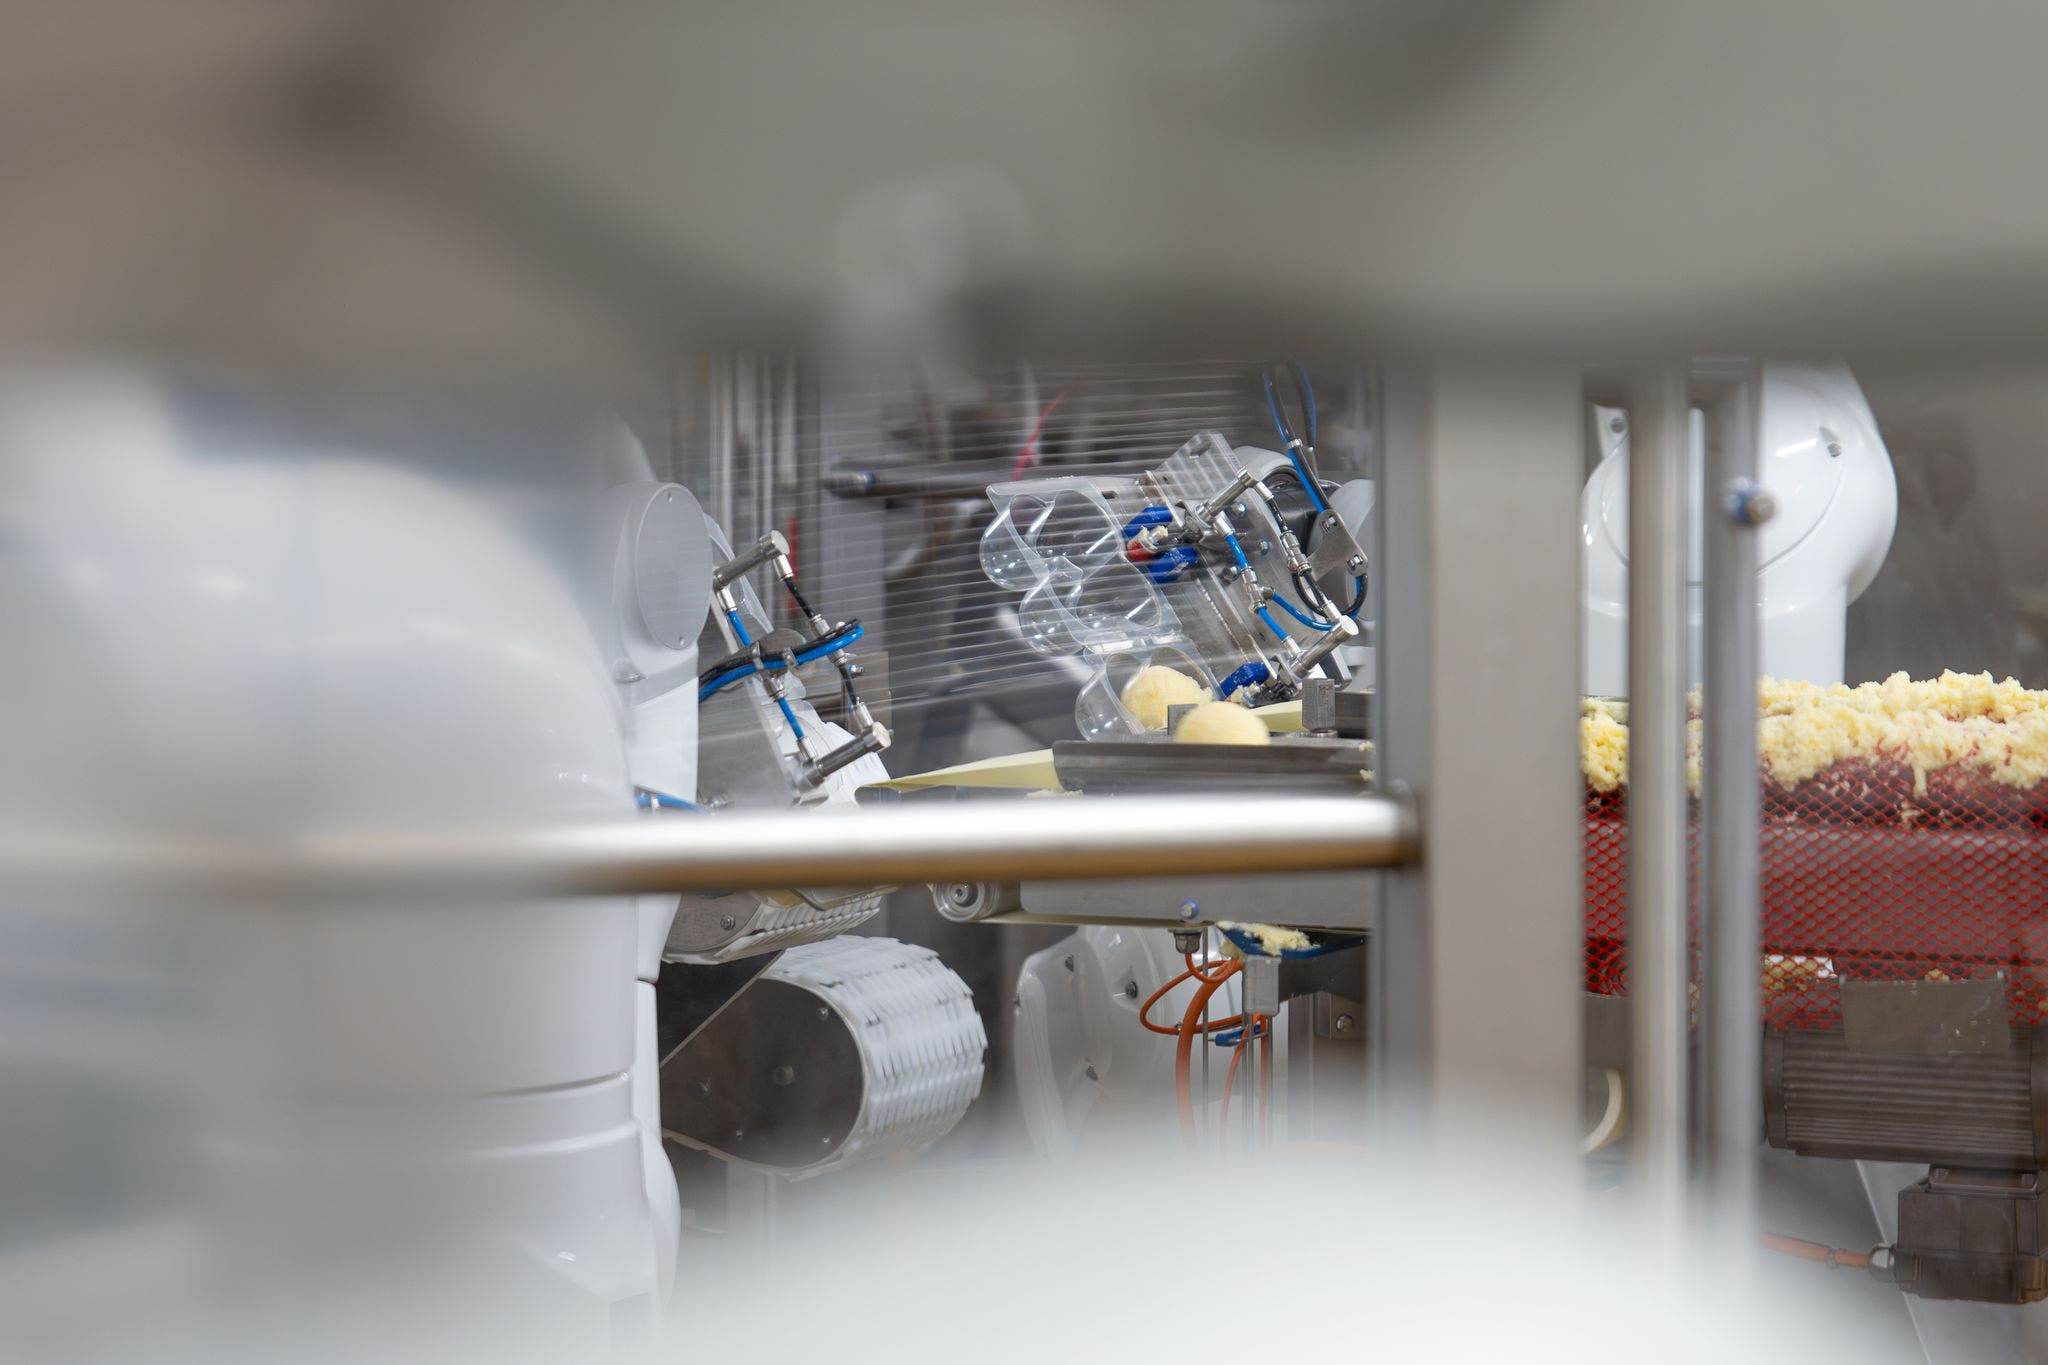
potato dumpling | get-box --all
[1172,700,1271,747]
[1121,664,1209,731]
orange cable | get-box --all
[1761,1233,1873,1270]
[1173,965,1242,1145]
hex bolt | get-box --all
[1172,930,1201,954]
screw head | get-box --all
[948,884,977,906]
[1347,554,1366,572]
[693,1079,711,1098]
[771,1065,795,1087]
[1730,481,1778,527]
[1123,981,1139,999]
[1179,899,1200,921]
[613,661,644,684]
[718,914,737,931]
[1063,955,1076,973]
[1084,1064,1099,1082]
[1334,1013,1355,1034]
[816,1006,831,1021]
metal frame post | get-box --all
[1372,361,1584,1173]
[1697,361,1764,1247]
[1627,363,1692,1239]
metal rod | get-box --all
[1627,363,1692,1236]
[0,794,1419,904]
[1201,928,1213,1148]
[1699,362,1764,1249]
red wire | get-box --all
[1009,391,1068,481]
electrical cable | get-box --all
[1141,963,1248,1038]
[1291,361,1318,448]
[1172,963,1242,1146]
[699,622,865,698]
[1217,1014,1274,1152]
[1342,575,1367,617]
[1272,594,1333,632]
[1760,1234,1875,1271]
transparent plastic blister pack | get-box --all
[979,432,1305,738]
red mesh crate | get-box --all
[1584,763,2048,1030]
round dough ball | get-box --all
[1172,701,1271,747]
[1121,664,1210,731]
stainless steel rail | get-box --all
[1698,362,1765,1250]
[1627,362,1692,1235]
[0,794,1419,903]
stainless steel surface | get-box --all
[1019,871,1377,934]
[1698,362,1764,1252]
[930,880,1023,925]
[1371,363,1584,1168]
[2,794,1418,903]
[1627,363,1692,1236]
[662,977,866,1167]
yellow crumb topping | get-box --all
[1216,921,1313,955]
[1582,672,2048,798]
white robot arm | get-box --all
[1582,361,1898,694]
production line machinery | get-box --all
[908,360,2048,1306]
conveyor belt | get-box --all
[1585,765,2048,1029]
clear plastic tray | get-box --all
[981,468,1224,738]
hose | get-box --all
[700,622,864,697]
[1760,1234,1875,1271]
[635,789,703,812]
[1262,367,1329,515]
[719,608,805,739]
